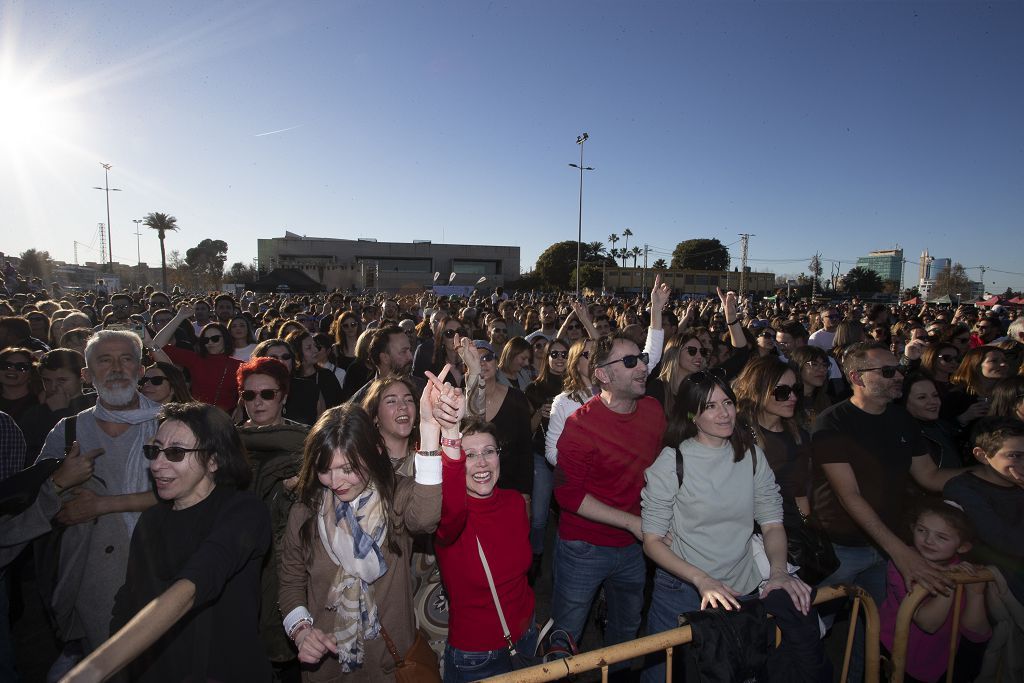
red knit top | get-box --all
[435,454,535,652]
[163,345,241,413]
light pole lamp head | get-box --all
[577,133,589,144]
[100,162,112,171]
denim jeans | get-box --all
[551,536,646,671]
[530,453,554,555]
[818,543,886,683]
[640,569,702,683]
[443,619,539,683]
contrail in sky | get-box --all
[254,124,303,137]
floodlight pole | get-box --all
[569,133,594,298]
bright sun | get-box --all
[0,76,75,155]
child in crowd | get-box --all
[879,498,990,682]
[944,416,1024,680]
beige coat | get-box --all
[279,476,441,682]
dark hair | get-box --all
[664,371,756,463]
[214,293,235,308]
[295,405,400,555]
[777,321,809,342]
[733,356,803,447]
[0,316,31,341]
[590,333,632,385]
[147,362,194,403]
[361,374,419,445]
[431,318,464,368]
[253,338,295,362]
[228,315,255,345]
[536,338,569,383]
[462,418,500,444]
[284,329,314,372]
[368,326,405,372]
[39,348,85,376]
[497,336,531,376]
[972,416,1024,456]
[907,497,975,545]
[989,376,1024,419]
[198,322,234,357]
[951,346,1007,397]
[920,343,960,378]
[157,402,251,489]
[236,356,291,395]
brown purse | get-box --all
[380,626,441,683]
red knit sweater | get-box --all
[163,345,241,413]
[435,455,535,652]
[554,395,666,547]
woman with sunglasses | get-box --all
[733,357,812,519]
[787,346,833,432]
[252,339,322,427]
[544,338,596,468]
[943,346,1012,429]
[920,343,961,396]
[285,329,343,416]
[151,305,241,414]
[139,362,194,406]
[0,346,39,425]
[329,311,361,373]
[229,315,259,361]
[277,384,453,680]
[234,357,310,668]
[76,402,271,683]
[639,371,822,683]
[430,318,468,387]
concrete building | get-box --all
[856,248,904,283]
[605,267,775,296]
[257,232,520,291]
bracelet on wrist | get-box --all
[417,449,441,457]
[440,435,462,448]
[50,476,66,494]
[288,618,313,641]
[726,318,739,326]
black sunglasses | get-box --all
[858,365,903,379]
[242,389,280,401]
[138,376,167,387]
[142,445,209,462]
[480,352,495,363]
[443,328,468,338]
[267,352,294,361]
[580,350,591,359]
[772,384,803,401]
[1,361,32,372]
[758,330,775,338]
[684,346,710,358]
[549,350,569,360]
[200,334,222,344]
[937,353,959,363]
[597,351,649,369]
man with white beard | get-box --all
[33,329,161,671]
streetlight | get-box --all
[92,163,121,273]
[569,133,594,298]
[132,219,143,267]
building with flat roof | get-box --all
[856,248,904,283]
[257,232,520,291]
[605,267,775,296]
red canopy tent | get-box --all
[1007,297,1024,307]
[902,296,922,305]
[975,295,1003,308]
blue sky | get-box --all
[2,0,1021,292]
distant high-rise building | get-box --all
[929,258,951,279]
[919,249,931,283]
[856,248,904,283]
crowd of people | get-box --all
[1,264,1023,683]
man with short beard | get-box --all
[33,330,161,665]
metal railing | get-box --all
[889,568,995,683]
[483,584,879,683]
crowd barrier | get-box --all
[483,584,880,683]
[889,568,996,683]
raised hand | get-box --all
[651,274,670,311]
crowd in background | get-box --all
[1,260,1023,683]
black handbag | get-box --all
[785,516,839,586]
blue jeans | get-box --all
[530,453,554,555]
[443,619,539,683]
[641,569,702,683]
[551,536,646,671]
[818,543,886,683]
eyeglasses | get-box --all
[580,350,591,359]
[1,361,32,372]
[142,445,209,462]
[465,447,500,462]
[758,330,775,339]
[242,389,281,401]
[772,384,803,401]
[937,353,959,363]
[479,352,495,363]
[597,351,649,369]
[683,346,710,358]
[267,352,293,362]
[200,334,222,345]
[443,328,467,338]
[803,360,829,370]
[549,350,569,360]
[138,376,167,387]
[858,365,903,379]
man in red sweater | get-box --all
[552,333,667,667]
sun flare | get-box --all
[0,76,75,154]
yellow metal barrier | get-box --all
[889,568,994,683]
[483,584,879,683]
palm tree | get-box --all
[607,233,619,260]
[621,228,633,267]
[143,212,179,291]
[630,245,642,268]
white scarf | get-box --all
[317,486,389,672]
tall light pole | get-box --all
[93,163,121,273]
[132,219,143,267]
[569,133,594,298]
